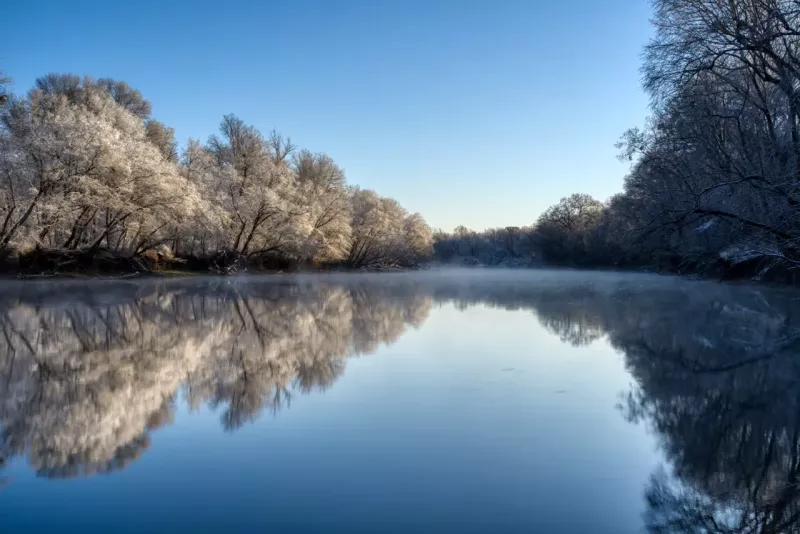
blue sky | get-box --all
[3,0,653,231]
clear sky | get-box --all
[3,0,653,232]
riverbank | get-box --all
[0,247,419,279]
[3,246,796,286]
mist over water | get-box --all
[0,270,798,533]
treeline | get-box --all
[432,193,630,268]
[436,0,800,282]
[7,0,799,281]
[0,73,433,273]
[616,0,800,279]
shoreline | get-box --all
[0,263,793,289]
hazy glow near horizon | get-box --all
[3,0,653,231]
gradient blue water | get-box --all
[0,271,795,533]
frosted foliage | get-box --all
[180,138,231,252]
[404,213,434,259]
[0,80,202,252]
[1,77,434,267]
[194,115,430,264]
[293,150,351,262]
[204,115,302,256]
[592,0,800,275]
[347,188,433,267]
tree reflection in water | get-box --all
[414,272,800,533]
[1,270,800,534]
[616,292,800,533]
[428,272,800,533]
[0,277,431,478]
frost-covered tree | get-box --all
[0,79,200,253]
[401,212,434,262]
[180,138,231,254]
[0,71,434,270]
[183,117,431,268]
[206,115,303,257]
[347,188,432,267]
[607,0,800,276]
[293,149,351,262]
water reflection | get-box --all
[617,294,800,533]
[1,270,800,534]
[0,278,431,478]
[426,273,800,532]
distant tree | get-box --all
[0,70,9,105]
[94,78,152,119]
[346,188,430,267]
[533,194,604,265]
[537,194,603,233]
[432,224,538,267]
[145,120,178,162]
[34,73,82,99]
[402,212,434,263]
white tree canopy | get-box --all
[0,76,434,269]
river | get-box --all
[0,270,797,533]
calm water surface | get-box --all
[0,270,798,533]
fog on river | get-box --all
[1,269,799,533]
